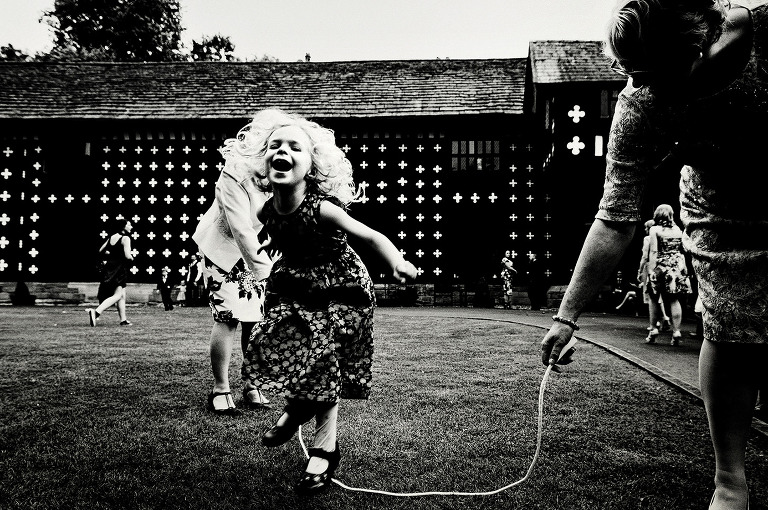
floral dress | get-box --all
[500,257,515,295]
[242,192,375,401]
[202,256,266,324]
[648,229,691,296]
[597,5,768,343]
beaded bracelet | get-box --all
[552,315,579,331]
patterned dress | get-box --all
[598,5,768,343]
[202,256,266,324]
[648,228,691,296]
[500,257,515,295]
[242,192,375,401]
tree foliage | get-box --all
[2,0,281,63]
[41,0,184,62]
[255,54,280,62]
[0,44,32,62]
[190,34,238,62]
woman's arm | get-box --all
[647,227,659,275]
[541,88,663,365]
[319,201,416,282]
[216,173,270,277]
[638,237,650,282]
[121,235,134,261]
[540,218,636,365]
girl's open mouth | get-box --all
[271,158,292,171]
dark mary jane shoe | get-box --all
[262,407,316,447]
[262,417,302,447]
[295,443,341,495]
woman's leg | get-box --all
[667,296,683,345]
[668,297,682,333]
[116,287,128,321]
[645,290,656,329]
[210,321,238,394]
[615,290,635,311]
[700,339,759,509]
[95,286,122,315]
[659,295,671,330]
[646,292,662,342]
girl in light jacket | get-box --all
[193,147,273,415]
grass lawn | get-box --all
[1,305,766,510]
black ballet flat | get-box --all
[295,443,341,495]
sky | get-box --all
[1,0,621,62]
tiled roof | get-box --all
[529,41,626,84]
[0,58,527,120]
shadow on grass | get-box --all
[0,306,766,509]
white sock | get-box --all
[305,457,330,475]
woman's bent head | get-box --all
[606,0,728,86]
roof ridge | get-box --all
[0,58,527,119]
[0,57,527,67]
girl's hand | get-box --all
[257,237,280,259]
[393,260,417,282]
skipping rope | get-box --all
[295,338,578,497]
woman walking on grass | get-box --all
[541,1,768,508]
[87,217,134,327]
[645,204,691,345]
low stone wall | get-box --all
[1,281,570,309]
[374,283,567,309]
[0,282,86,305]
[68,282,169,305]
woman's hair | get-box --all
[219,108,360,205]
[653,203,676,227]
[605,0,729,79]
[113,216,130,234]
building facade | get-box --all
[0,44,632,300]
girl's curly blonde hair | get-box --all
[219,108,361,205]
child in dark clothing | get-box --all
[157,267,175,311]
